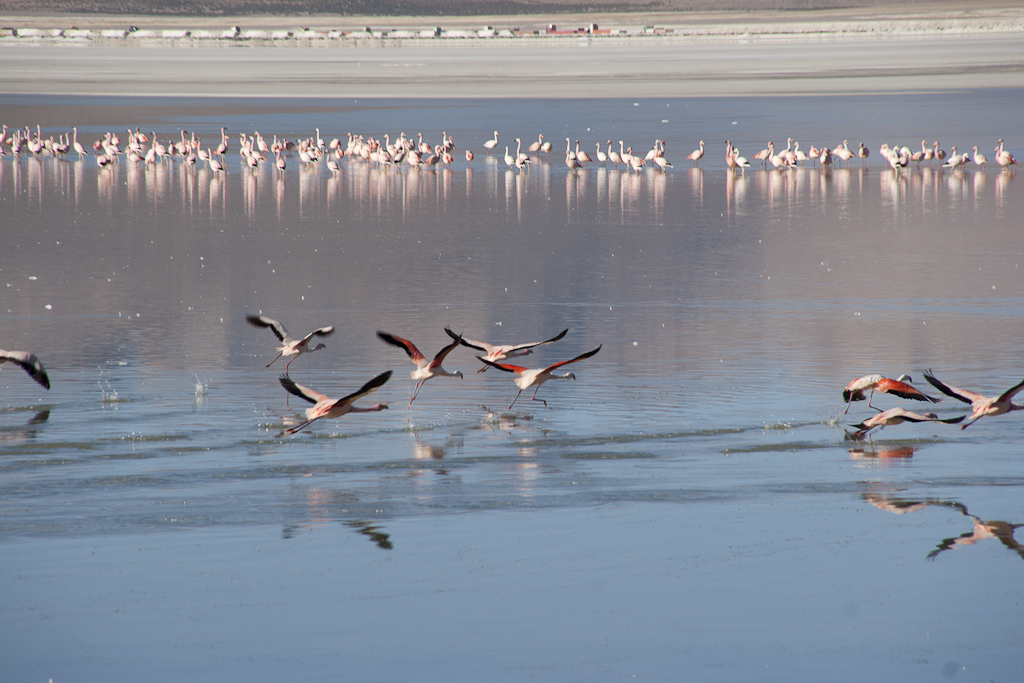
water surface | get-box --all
[2,93,1023,682]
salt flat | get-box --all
[2,6,1023,97]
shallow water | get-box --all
[2,93,1023,682]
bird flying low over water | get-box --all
[1,350,50,390]
[377,331,464,406]
[246,314,335,373]
[479,345,601,410]
[849,407,964,439]
[842,373,937,414]
[445,325,568,372]
[923,369,1024,430]
[278,371,391,434]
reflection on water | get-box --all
[864,495,1024,562]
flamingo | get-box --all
[479,345,601,410]
[972,146,987,167]
[595,142,608,165]
[0,350,50,389]
[483,131,499,153]
[858,142,870,165]
[849,407,964,439]
[934,142,947,163]
[575,140,592,165]
[923,370,1024,430]
[465,149,474,164]
[208,152,223,174]
[278,371,391,434]
[686,140,705,167]
[753,142,772,169]
[943,146,968,169]
[444,326,568,372]
[607,140,622,169]
[246,315,335,373]
[72,127,87,160]
[842,374,938,415]
[995,139,1016,167]
[377,331,464,406]
[527,134,544,153]
[504,145,515,170]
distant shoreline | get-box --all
[2,4,1023,98]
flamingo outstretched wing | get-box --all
[279,375,329,404]
[377,331,426,365]
[923,369,984,405]
[334,370,392,407]
[247,314,290,342]
[540,345,602,373]
[429,334,462,369]
[0,350,50,389]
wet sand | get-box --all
[2,5,1023,97]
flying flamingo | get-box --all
[246,314,335,373]
[923,370,1024,430]
[479,345,601,410]
[377,331,464,406]
[849,407,964,439]
[1,350,50,389]
[842,374,938,415]
[444,326,568,372]
[278,371,391,434]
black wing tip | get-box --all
[478,356,514,373]
[245,314,266,326]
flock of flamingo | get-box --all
[246,316,601,434]
[5,332,1023,438]
[1,124,1015,176]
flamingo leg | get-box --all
[409,380,424,407]
[530,386,548,408]
[285,417,315,435]
[508,389,524,410]
[266,352,283,368]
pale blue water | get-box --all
[1,93,1023,682]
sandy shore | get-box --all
[2,6,1023,97]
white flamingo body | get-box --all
[480,345,602,410]
[445,326,568,372]
[850,407,963,438]
[377,331,464,406]
[278,371,391,434]
[924,370,1024,430]
[246,315,335,372]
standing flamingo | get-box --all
[278,371,391,434]
[0,350,50,389]
[377,331,464,406]
[923,370,1024,430]
[479,345,601,409]
[246,314,335,373]
[445,326,568,372]
[842,374,938,415]
[483,131,499,153]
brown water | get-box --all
[1,94,1023,682]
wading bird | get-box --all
[377,331,464,406]
[923,369,1024,430]
[445,326,568,372]
[479,345,601,410]
[278,371,391,434]
[849,407,963,439]
[0,350,50,389]
[841,373,938,414]
[246,314,335,373]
